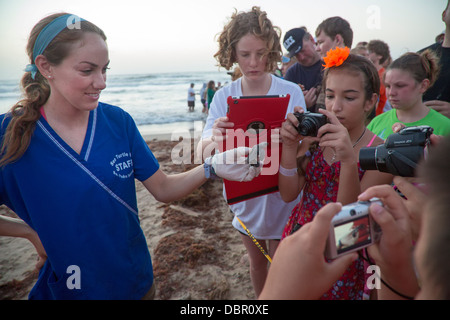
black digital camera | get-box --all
[359,126,433,177]
[293,111,328,137]
[325,199,382,259]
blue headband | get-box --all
[25,14,86,79]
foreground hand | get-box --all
[392,123,442,147]
[358,185,419,298]
[358,185,413,268]
[259,203,357,300]
[211,143,267,182]
[303,88,318,109]
[211,116,234,143]
[281,107,304,148]
[392,176,427,241]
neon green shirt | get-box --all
[368,108,450,140]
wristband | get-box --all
[279,165,298,176]
[204,157,218,179]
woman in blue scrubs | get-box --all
[0,13,259,300]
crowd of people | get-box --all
[0,2,449,300]
[199,3,450,300]
[187,80,223,114]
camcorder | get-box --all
[325,199,382,259]
[359,126,433,177]
[293,111,328,137]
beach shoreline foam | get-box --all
[138,120,205,142]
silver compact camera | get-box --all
[325,199,382,259]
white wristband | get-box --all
[279,165,298,176]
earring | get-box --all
[47,75,52,79]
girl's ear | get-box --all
[35,55,53,79]
[419,78,431,94]
[364,93,378,113]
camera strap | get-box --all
[388,150,418,171]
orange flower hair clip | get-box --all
[323,46,351,69]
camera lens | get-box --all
[350,209,356,216]
[359,147,378,171]
[299,119,318,137]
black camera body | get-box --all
[359,125,433,177]
[293,111,328,137]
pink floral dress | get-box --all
[281,146,365,300]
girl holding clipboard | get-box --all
[199,7,306,298]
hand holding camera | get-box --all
[261,202,358,300]
[282,108,328,142]
[293,110,328,137]
[357,184,419,298]
[283,108,358,164]
[324,198,383,259]
[311,109,359,164]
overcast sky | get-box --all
[0,0,446,80]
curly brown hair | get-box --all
[214,6,282,73]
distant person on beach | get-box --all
[0,13,264,300]
[187,82,195,112]
[198,6,306,298]
[200,82,207,112]
[206,80,216,114]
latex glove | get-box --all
[209,143,268,182]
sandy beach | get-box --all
[0,133,255,300]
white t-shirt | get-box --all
[187,87,195,101]
[202,74,306,239]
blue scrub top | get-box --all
[0,103,160,299]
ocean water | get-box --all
[0,70,231,134]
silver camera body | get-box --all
[325,199,382,259]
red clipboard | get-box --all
[219,95,290,205]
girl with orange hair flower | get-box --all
[278,48,393,300]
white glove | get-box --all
[206,143,268,182]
